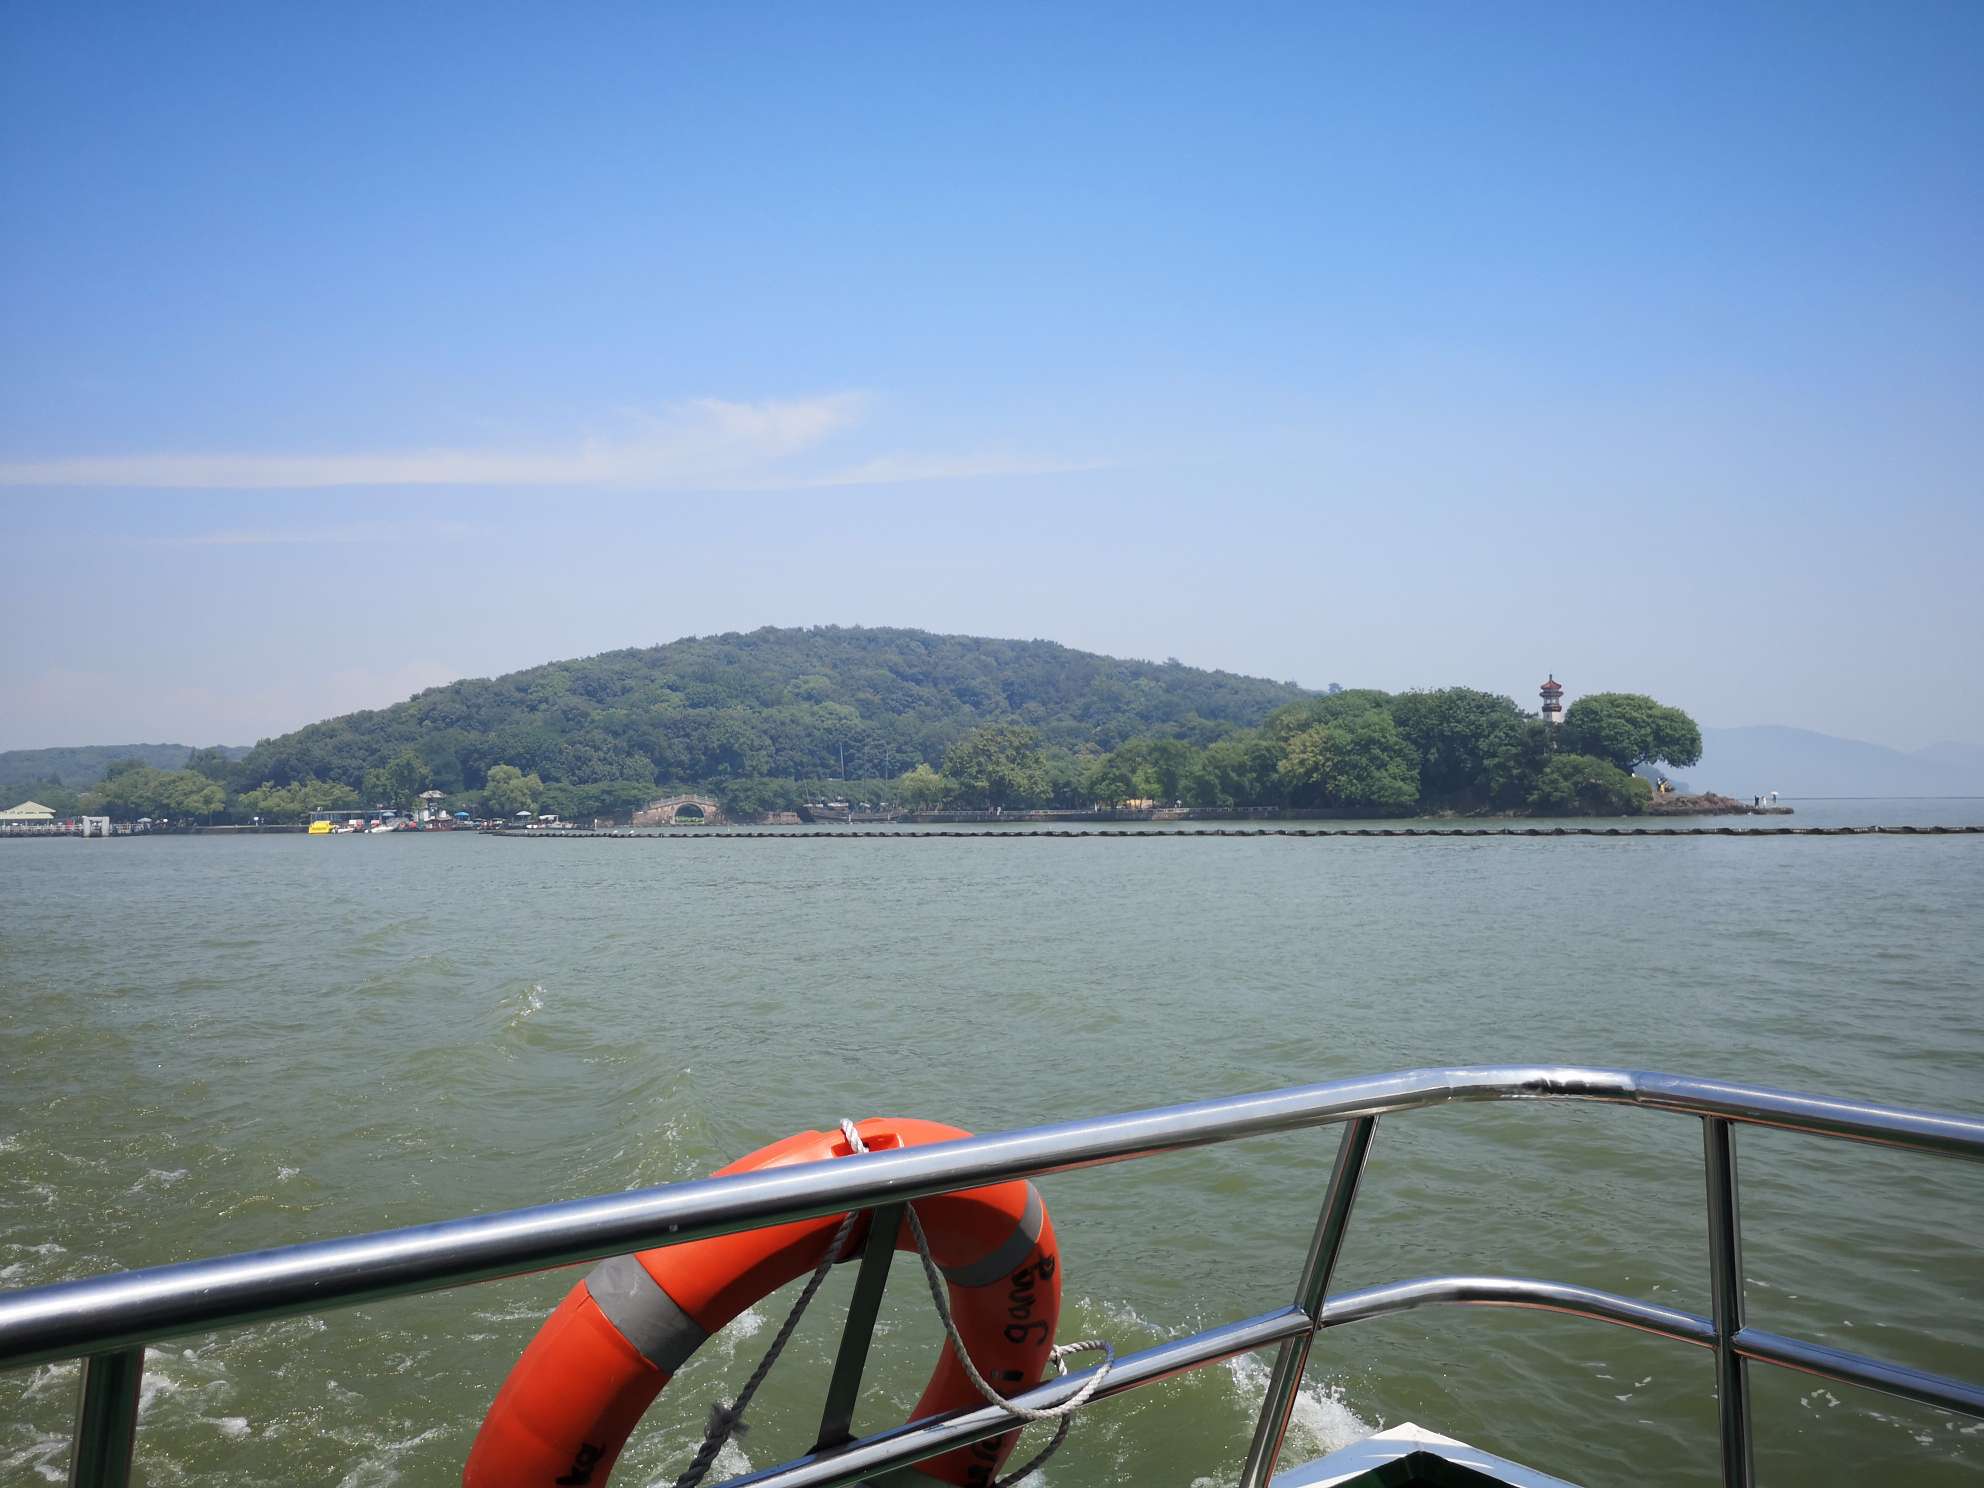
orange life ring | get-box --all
[464,1118,1061,1487]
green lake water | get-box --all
[3,811,1982,1485]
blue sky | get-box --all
[3,4,1979,751]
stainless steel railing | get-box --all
[4,1065,1982,1488]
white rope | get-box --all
[670,1122,1110,1488]
[839,1120,1114,1487]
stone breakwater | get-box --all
[487,824,1982,840]
[1646,793,1794,816]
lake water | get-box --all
[4,806,1982,1486]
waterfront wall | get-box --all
[491,824,1981,840]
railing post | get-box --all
[1238,1116,1376,1488]
[813,1205,903,1453]
[1703,1118,1754,1488]
[69,1347,144,1488]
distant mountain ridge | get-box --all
[13,655,1977,805]
[0,742,247,790]
[223,625,1315,794]
[1696,725,1983,798]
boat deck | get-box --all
[1279,1424,1578,1488]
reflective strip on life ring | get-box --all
[463,1118,1061,1488]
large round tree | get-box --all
[1560,693,1702,771]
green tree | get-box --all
[1184,734,1282,807]
[941,724,1050,809]
[304,779,361,817]
[482,763,543,818]
[1039,748,1093,809]
[1081,736,1200,806]
[1277,713,1420,810]
[183,747,236,784]
[1263,689,1395,742]
[364,748,431,812]
[537,782,581,821]
[1560,694,1702,771]
[1081,750,1140,807]
[238,777,363,822]
[718,777,802,819]
[1527,753,1652,815]
[167,775,227,821]
[1139,738,1194,803]
[583,779,667,820]
[895,762,950,809]
[82,766,228,821]
[1387,688,1527,805]
[1486,719,1559,807]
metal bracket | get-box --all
[1704,1118,1754,1488]
[69,1348,144,1488]
[814,1204,904,1454]
[1238,1116,1377,1488]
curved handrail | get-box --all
[2,1065,1980,1371]
[1321,1274,1717,1348]
[1317,1277,1984,1420]
[712,1273,1984,1488]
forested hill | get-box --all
[0,742,245,790]
[229,627,1313,799]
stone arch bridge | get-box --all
[633,794,724,826]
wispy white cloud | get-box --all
[0,392,1101,491]
[784,451,1114,489]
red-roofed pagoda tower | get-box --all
[1540,675,1564,726]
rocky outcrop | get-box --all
[1646,792,1793,816]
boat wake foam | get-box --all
[1222,1351,1375,1462]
